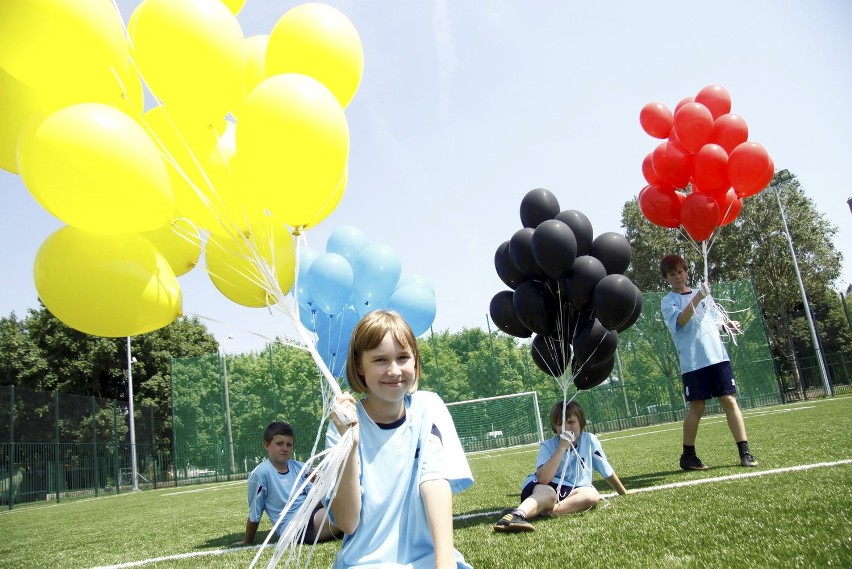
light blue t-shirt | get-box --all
[326,391,474,569]
[521,431,614,491]
[246,458,312,531]
[661,289,729,374]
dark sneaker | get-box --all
[680,454,709,471]
[493,509,535,533]
[740,452,759,467]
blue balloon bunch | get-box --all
[297,225,437,378]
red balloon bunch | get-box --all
[638,85,774,241]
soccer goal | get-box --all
[446,391,545,452]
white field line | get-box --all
[91,544,263,569]
[160,481,244,496]
[0,481,246,517]
[454,458,852,521]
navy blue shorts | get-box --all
[300,503,324,543]
[521,480,574,502]
[682,361,737,401]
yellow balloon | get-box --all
[18,103,174,233]
[205,219,296,308]
[304,168,348,229]
[128,0,246,123]
[0,0,130,93]
[235,74,349,229]
[143,218,202,277]
[266,3,364,108]
[34,226,183,337]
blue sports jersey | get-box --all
[661,289,729,373]
[246,458,312,531]
[326,391,474,569]
[521,431,614,491]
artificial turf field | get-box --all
[2,396,850,568]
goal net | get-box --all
[446,391,545,452]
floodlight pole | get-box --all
[222,335,236,474]
[126,336,139,491]
[770,170,833,397]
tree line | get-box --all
[1,172,849,453]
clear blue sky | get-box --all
[1,0,850,355]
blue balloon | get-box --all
[307,253,354,316]
[326,225,370,263]
[296,245,320,311]
[354,244,401,307]
[388,284,436,337]
[396,273,435,296]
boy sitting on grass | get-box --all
[233,421,340,546]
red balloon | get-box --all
[680,192,720,242]
[729,142,774,198]
[641,152,665,186]
[652,140,692,189]
[695,84,732,119]
[674,96,694,114]
[711,113,749,154]
[714,188,743,226]
[692,143,730,196]
[640,102,674,139]
[638,184,682,228]
[673,102,714,153]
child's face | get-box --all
[665,265,689,292]
[553,413,582,439]
[357,332,416,404]
[265,434,294,468]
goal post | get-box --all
[446,391,545,452]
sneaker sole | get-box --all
[493,523,535,533]
[680,464,709,471]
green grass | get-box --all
[2,398,851,568]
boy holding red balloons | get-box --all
[660,254,759,470]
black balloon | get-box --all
[532,219,577,280]
[489,291,531,338]
[573,356,615,390]
[590,232,632,275]
[531,333,570,377]
[566,255,607,309]
[520,188,561,228]
[593,274,640,331]
[572,317,618,370]
[494,241,525,289]
[616,284,644,333]
[512,280,557,335]
[555,210,593,256]
[509,228,543,279]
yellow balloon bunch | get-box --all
[7,0,366,335]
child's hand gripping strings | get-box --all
[559,429,575,445]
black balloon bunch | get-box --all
[489,188,643,391]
